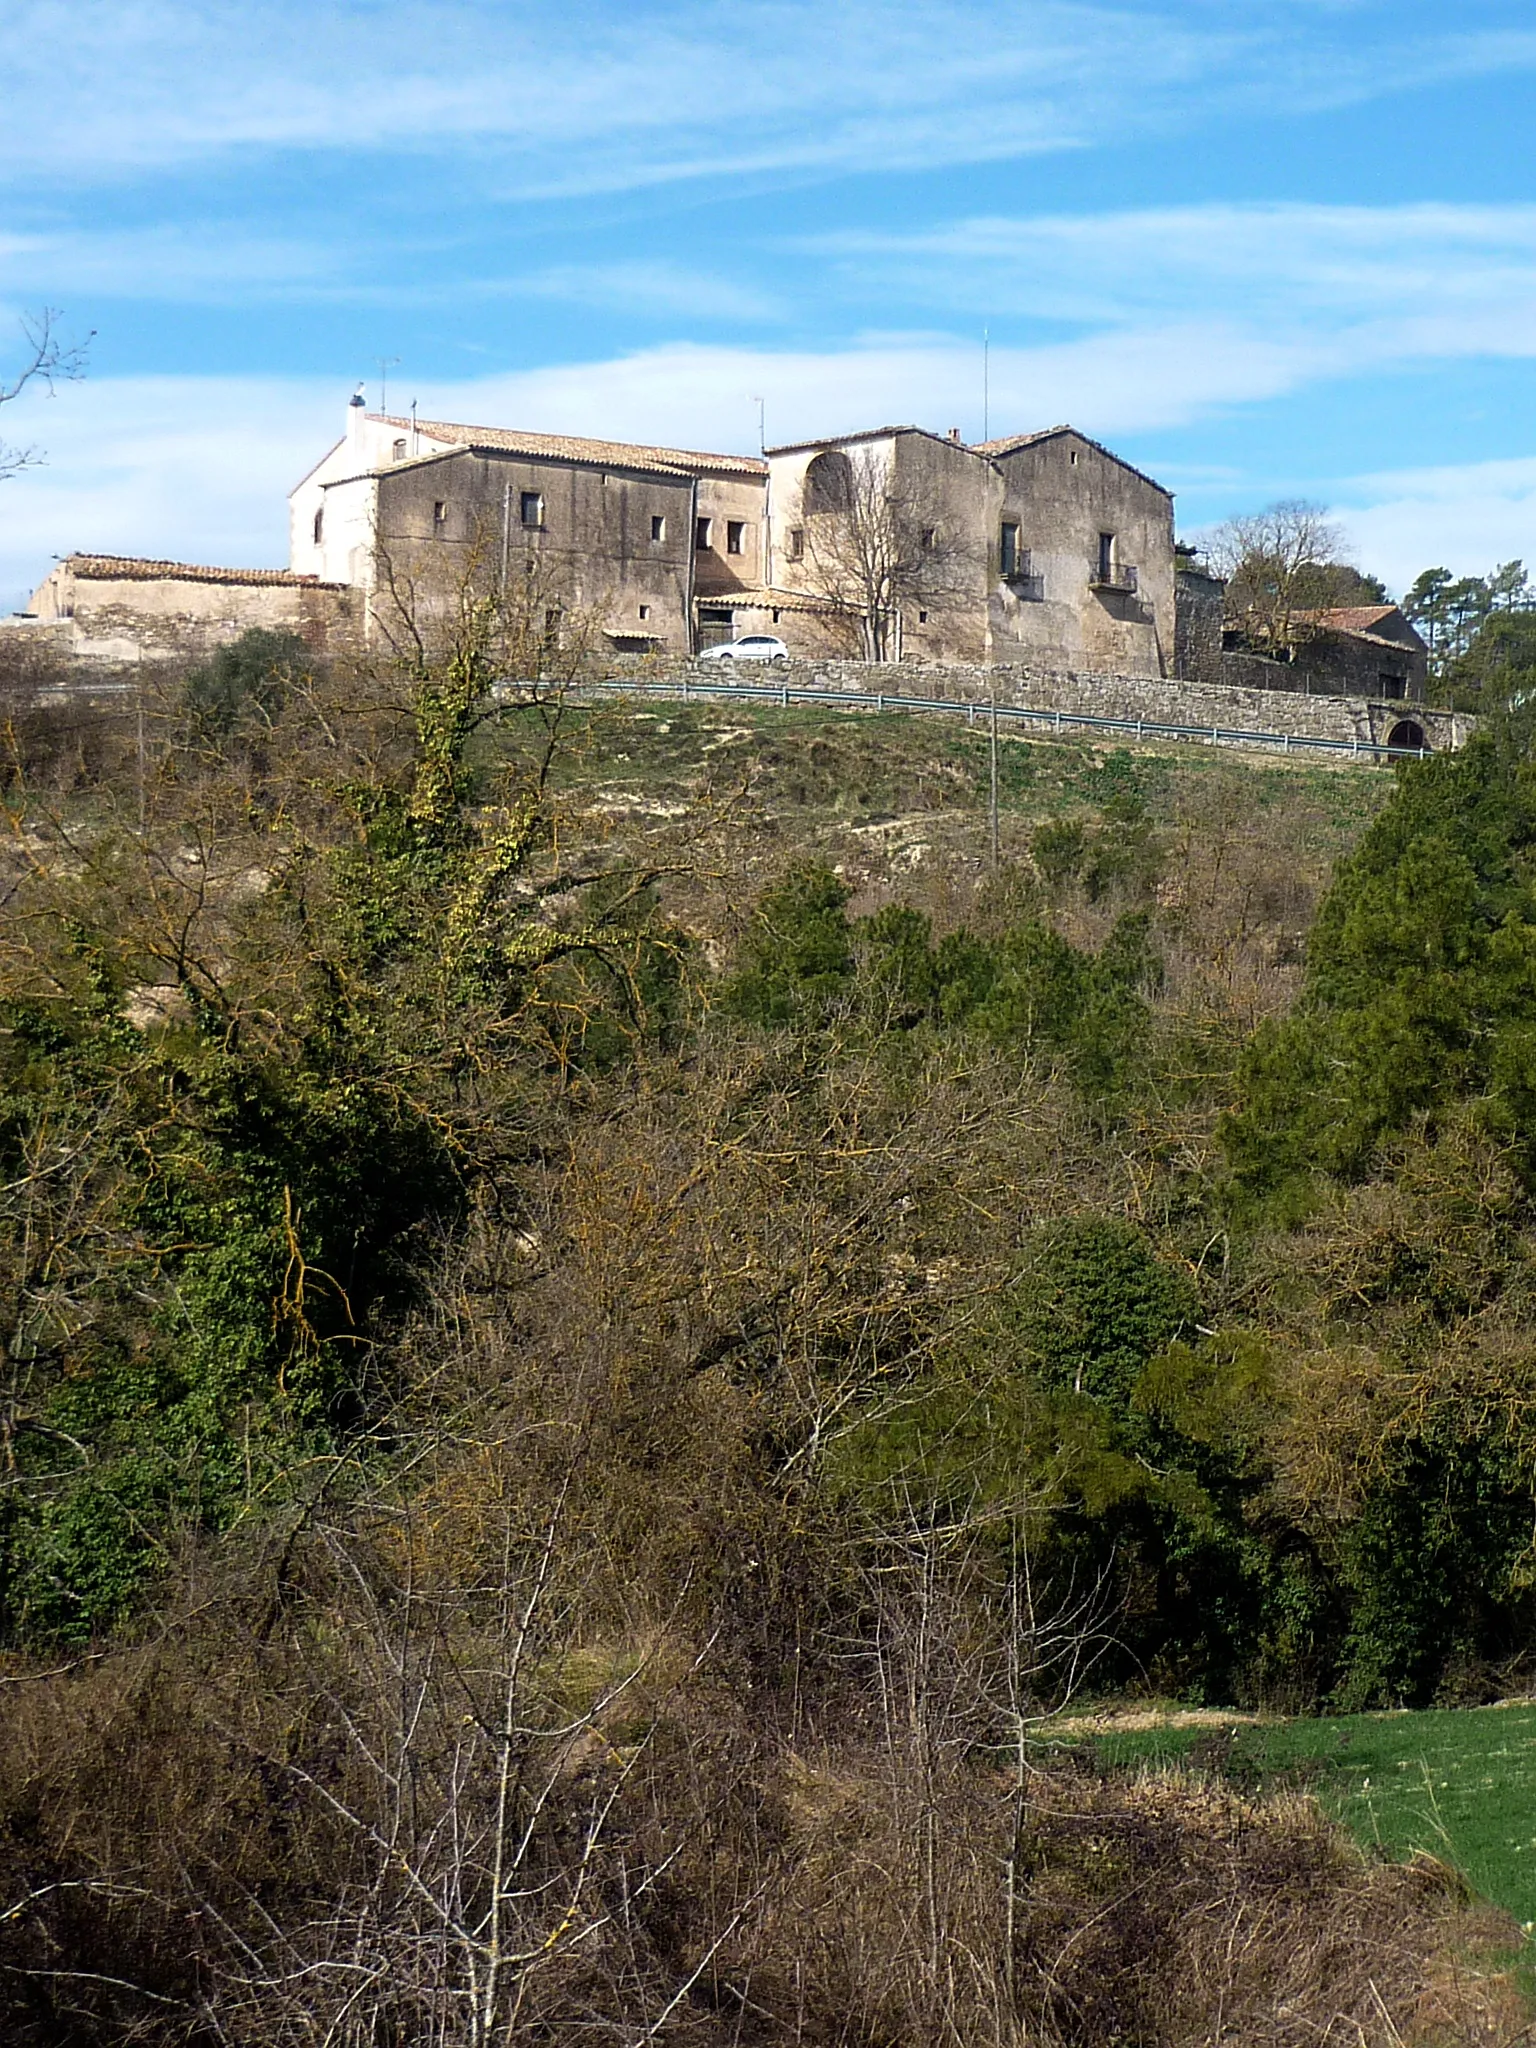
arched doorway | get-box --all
[1386,719,1427,753]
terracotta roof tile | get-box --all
[695,585,841,615]
[376,416,766,479]
[1297,605,1401,634]
[65,554,342,589]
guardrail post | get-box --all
[1054,708,1062,732]
[877,692,885,712]
[1283,733,1290,752]
[682,676,690,701]
[968,701,975,725]
[1351,736,1359,756]
[781,682,789,708]
[1135,718,1143,740]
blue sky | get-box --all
[3,0,1536,609]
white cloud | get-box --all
[5,1,1529,203]
[1333,456,1536,593]
[518,262,784,324]
[0,1,1241,189]
[812,201,1536,351]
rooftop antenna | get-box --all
[374,355,401,417]
[982,327,990,443]
[410,396,418,455]
[751,394,766,454]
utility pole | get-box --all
[136,667,146,835]
[989,680,1000,872]
[982,327,990,443]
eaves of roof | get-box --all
[976,425,1174,500]
[695,585,842,616]
[65,554,342,589]
[372,414,766,479]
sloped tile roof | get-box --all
[375,415,766,479]
[1297,605,1401,634]
[696,585,842,615]
[65,555,341,588]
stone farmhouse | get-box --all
[10,397,1178,676]
[2,396,1428,727]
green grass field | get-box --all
[1061,1704,1536,1932]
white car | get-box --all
[697,634,790,664]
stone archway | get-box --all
[1386,718,1428,753]
[803,448,853,514]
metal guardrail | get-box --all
[577,674,1431,762]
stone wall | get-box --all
[603,651,1470,753]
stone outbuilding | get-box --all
[11,554,357,663]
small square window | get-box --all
[918,609,929,624]
[638,604,650,620]
[726,520,745,555]
[695,516,712,551]
[772,608,781,624]
[433,500,447,529]
[392,437,407,461]
[651,514,666,542]
[521,492,544,529]
[787,527,805,561]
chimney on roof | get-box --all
[948,427,961,443]
[347,384,366,456]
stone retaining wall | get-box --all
[607,653,1469,753]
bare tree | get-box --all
[0,309,92,481]
[800,445,978,661]
[1204,498,1373,656]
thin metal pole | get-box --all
[500,479,511,593]
[989,683,1000,872]
[136,673,146,834]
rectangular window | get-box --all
[1098,532,1114,582]
[312,506,324,545]
[787,527,805,561]
[392,437,408,461]
[1000,522,1020,577]
[918,609,929,624]
[921,527,937,552]
[695,516,712,551]
[433,500,447,530]
[771,608,781,624]
[521,491,545,529]
[651,514,666,542]
[726,520,745,556]
[638,604,650,620]
[1380,673,1406,700]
